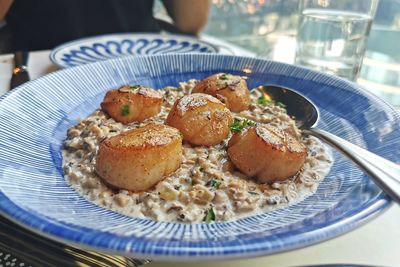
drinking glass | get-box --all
[295,0,379,81]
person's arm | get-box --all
[161,0,209,35]
[0,0,13,21]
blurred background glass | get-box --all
[155,0,400,108]
[295,0,379,82]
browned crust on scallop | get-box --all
[227,124,307,183]
[95,124,182,191]
[166,93,233,146]
[103,124,181,150]
[255,125,306,153]
[192,73,251,112]
[174,93,221,116]
[100,85,163,124]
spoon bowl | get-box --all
[262,85,400,204]
[261,85,319,129]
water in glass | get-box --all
[296,9,373,81]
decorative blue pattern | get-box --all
[50,33,219,68]
[0,54,398,261]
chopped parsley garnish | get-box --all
[219,73,228,80]
[121,104,130,116]
[211,179,221,189]
[257,96,272,105]
[257,95,286,109]
[276,101,287,108]
[203,208,215,223]
[129,85,140,89]
[229,118,256,133]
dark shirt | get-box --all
[6,0,160,51]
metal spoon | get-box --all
[263,85,400,204]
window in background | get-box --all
[202,0,298,58]
[155,0,400,108]
[359,0,400,108]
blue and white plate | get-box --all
[0,54,399,261]
[50,33,219,68]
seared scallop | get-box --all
[100,85,163,124]
[95,124,182,192]
[166,93,233,146]
[227,124,307,183]
[192,73,251,112]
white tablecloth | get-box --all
[0,50,399,267]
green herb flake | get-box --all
[229,118,256,133]
[121,104,130,116]
[203,208,216,223]
[211,179,221,189]
[276,101,287,108]
[257,95,272,106]
[219,73,228,80]
[257,96,286,109]
[129,85,140,90]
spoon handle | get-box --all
[304,128,400,204]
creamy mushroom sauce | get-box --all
[62,80,333,223]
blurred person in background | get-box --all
[0,0,209,53]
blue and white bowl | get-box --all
[50,33,219,68]
[0,54,398,261]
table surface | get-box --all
[0,49,399,267]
